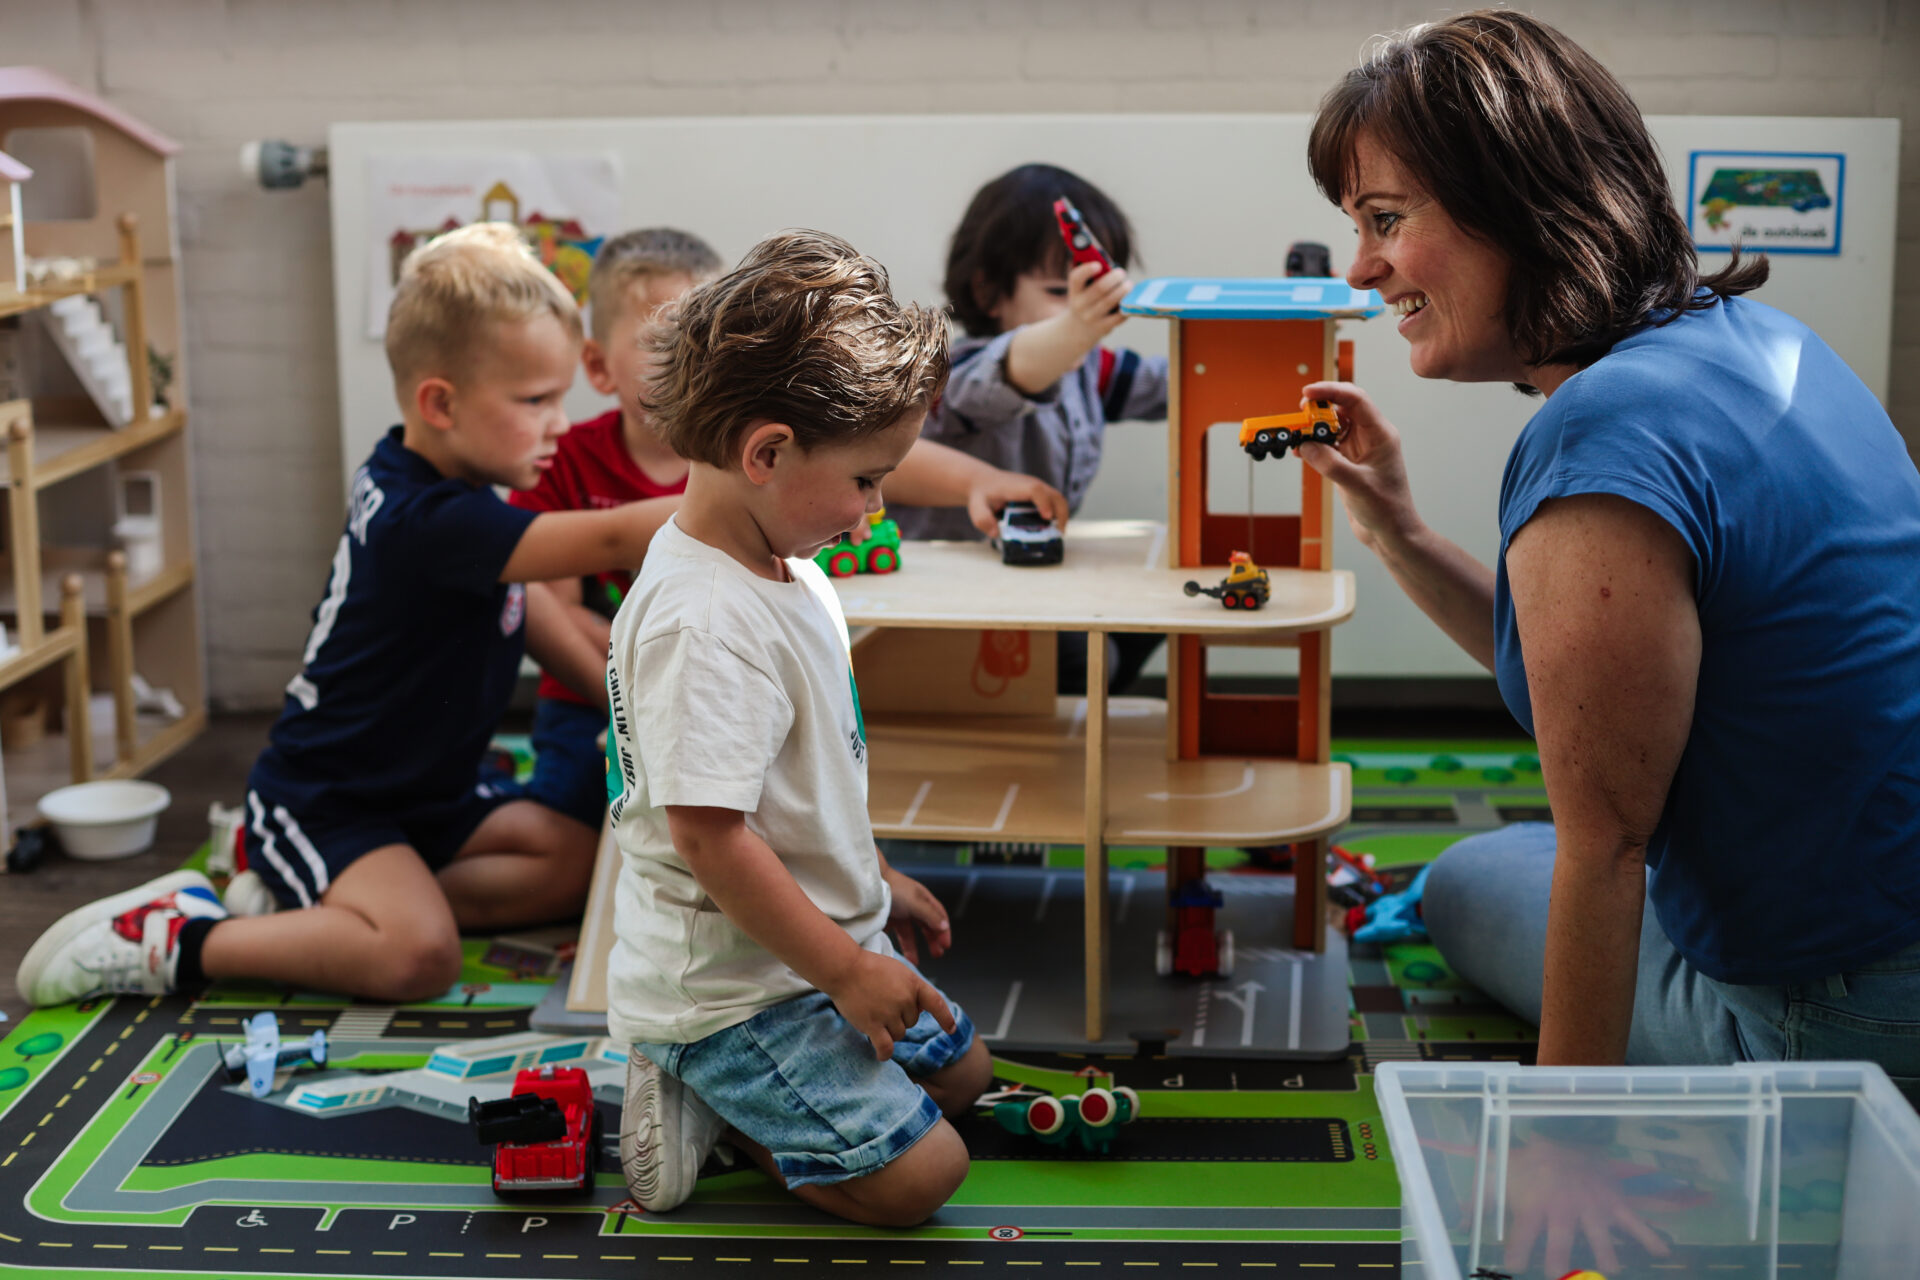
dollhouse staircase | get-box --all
[37,292,135,426]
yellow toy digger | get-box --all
[1183,551,1271,610]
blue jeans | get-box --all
[1424,823,1920,1104]
[637,970,975,1188]
[521,697,610,830]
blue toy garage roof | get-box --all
[1121,277,1384,320]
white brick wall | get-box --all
[2,0,1914,708]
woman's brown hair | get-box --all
[1308,9,1766,379]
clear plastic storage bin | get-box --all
[1374,1061,1920,1280]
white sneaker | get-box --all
[14,870,227,1006]
[619,1047,725,1213]
[222,869,280,918]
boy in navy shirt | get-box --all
[17,224,676,1007]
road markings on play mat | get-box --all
[984,981,1024,1040]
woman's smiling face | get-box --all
[1340,133,1525,386]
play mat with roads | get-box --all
[0,741,1550,1280]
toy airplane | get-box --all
[222,1011,327,1098]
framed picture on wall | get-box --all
[1687,150,1845,256]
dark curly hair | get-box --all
[943,163,1135,338]
[643,229,949,469]
[1308,9,1766,382]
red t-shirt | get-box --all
[509,409,688,706]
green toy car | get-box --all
[816,511,903,578]
[991,1086,1141,1155]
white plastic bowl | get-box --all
[37,780,172,860]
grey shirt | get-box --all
[893,329,1170,542]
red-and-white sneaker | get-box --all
[14,870,227,1006]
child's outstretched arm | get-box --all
[667,805,954,1060]
[499,494,681,584]
[1002,260,1133,396]
[523,582,608,708]
[883,439,1069,536]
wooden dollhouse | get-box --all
[0,67,206,840]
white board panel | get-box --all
[329,113,1898,677]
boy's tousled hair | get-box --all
[587,227,725,344]
[385,222,582,389]
[645,230,950,469]
[943,163,1135,338]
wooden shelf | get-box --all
[0,263,140,322]
[3,707,205,824]
[0,553,193,619]
[0,621,81,697]
[0,406,185,488]
[867,697,1349,847]
[834,520,1354,636]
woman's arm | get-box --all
[1297,382,1498,669]
[1506,493,1700,1065]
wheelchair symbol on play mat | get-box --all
[236,1208,269,1228]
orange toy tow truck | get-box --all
[1239,398,1342,460]
[1183,552,1271,611]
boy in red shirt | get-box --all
[515,229,1070,829]
[511,229,717,828]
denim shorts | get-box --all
[636,969,975,1188]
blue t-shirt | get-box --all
[1495,294,1920,986]
[250,428,538,813]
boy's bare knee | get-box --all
[381,931,463,1002]
[845,1121,969,1227]
[924,1038,993,1117]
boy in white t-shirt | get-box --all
[606,230,991,1227]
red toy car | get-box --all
[470,1065,598,1196]
[1053,196,1114,279]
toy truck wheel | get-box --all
[577,1110,599,1194]
[1313,422,1335,442]
[1242,592,1263,611]
[827,548,860,577]
[1079,1087,1118,1128]
[1222,591,1239,608]
[867,546,899,574]
[1155,930,1173,976]
[1026,1096,1066,1136]
[1113,1086,1141,1122]
[1216,929,1235,977]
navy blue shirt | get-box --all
[250,428,538,812]
[1496,295,1920,987]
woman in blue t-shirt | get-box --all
[1299,9,1920,1108]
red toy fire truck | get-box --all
[469,1065,598,1196]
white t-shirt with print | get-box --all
[603,516,892,1045]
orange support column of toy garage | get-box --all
[1121,277,1381,951]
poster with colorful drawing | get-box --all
[1687,151,1844,256]
[363,153,619,338]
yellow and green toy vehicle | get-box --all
[816,510,902,578]
[1184,551,1271,610]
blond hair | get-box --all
[587,227,724,344]
[385,222,582,389]
[644,230,949,470]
